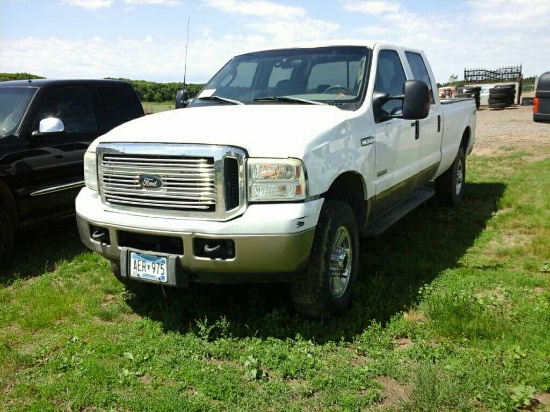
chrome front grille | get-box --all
[97,144,246,220]
[101,155,216,211]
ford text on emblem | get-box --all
[138,175,163,190]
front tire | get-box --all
[289,201,359,319]
[435,147,466,206]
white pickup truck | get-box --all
[76,41,476,318]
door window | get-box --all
[405,52,435,103]
[374,50,407,117]
[96,85,143,130]
[34,86,98,133]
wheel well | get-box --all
[461,127,471,153]
[323,172,366,230]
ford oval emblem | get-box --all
[138,175,163,190]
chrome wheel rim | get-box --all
[329,226,352,298]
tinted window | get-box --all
[96,85,143,130]
[374,50,407,117]
[34,86,98,133]
[405,52,434,102]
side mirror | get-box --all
[372,91,391,123]
[372,80,430,122]
[32,117,65,136]
[402,80,430,120]
[175,89,190,109]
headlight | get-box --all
[83,151,98,191]
[248,158,307,201]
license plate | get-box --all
[130,252,167,283]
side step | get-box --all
[363,187,435,237]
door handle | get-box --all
[412,120,419,140]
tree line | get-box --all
[0,73,205,103]
[107,78,205,102]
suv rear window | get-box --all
[96,85,143,130]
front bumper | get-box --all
[76,188,323,284]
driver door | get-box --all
[19,85,99,219]
[373,49,419,204]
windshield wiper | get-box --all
[253,96,326,106]
[198,95,244,105]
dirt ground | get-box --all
[473,101,550,159]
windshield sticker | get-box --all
[198,89,216,98]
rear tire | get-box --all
[0,207,14,263]
[435,147,466,206]
[289,201,359,319]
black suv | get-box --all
[0,79,144,261]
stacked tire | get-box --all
[456,86,481,109]
[488,84,516,109]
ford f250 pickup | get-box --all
[0,79,144,262]
[76,42,476,318]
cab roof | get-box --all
[0,79,131,88]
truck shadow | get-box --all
[0,216,87,284]
[124,181,506,343]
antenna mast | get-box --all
[183,15,190,87]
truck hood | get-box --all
[91,104,356,158]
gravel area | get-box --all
[473,104,550,158]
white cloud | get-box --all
[199,25,211,37]
[201,0,306,19]
[3,1,548,84]
[123,0,182,5]
[342,0,400,15]
[199,0,337,47]
[61,0,113,10]
[247,19,340,44]
[467,0,550,30]
[0,35,263,83]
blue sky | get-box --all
[1,0,547,84]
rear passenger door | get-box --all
[405,51,442,174]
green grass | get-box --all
[1,150,549,411]
[142,101,174,114]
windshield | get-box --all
[190,46,370,110]
[0,87,38,136]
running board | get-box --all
[364,187,435,237]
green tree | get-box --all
[0,72,44,82]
